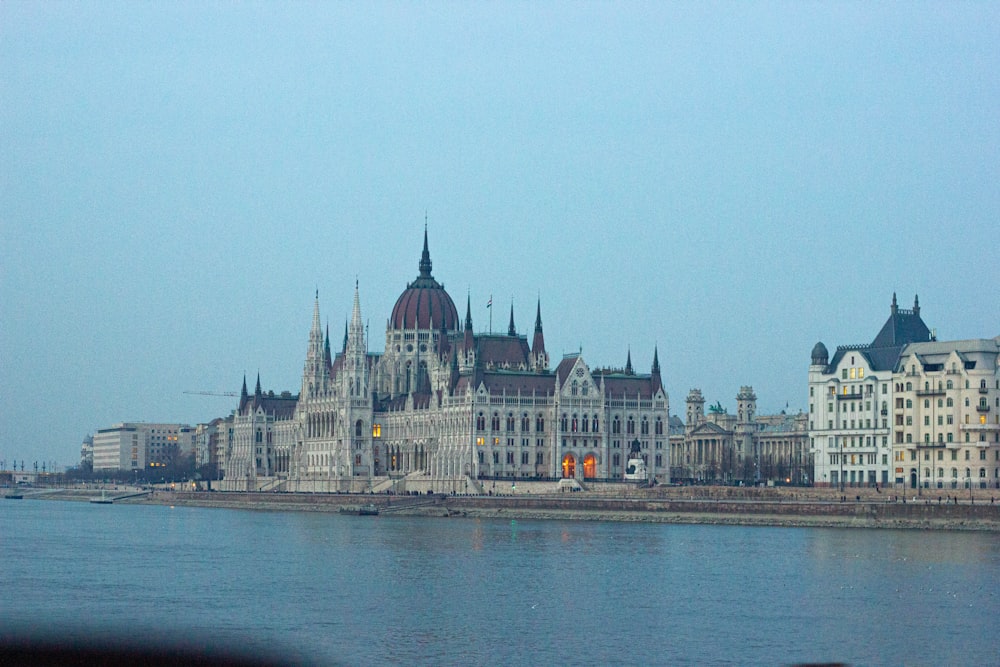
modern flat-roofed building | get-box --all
[91,422,192,473]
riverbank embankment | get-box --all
[71,486,1000,531]
[19,484,1000,530]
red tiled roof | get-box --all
[390,281,460,331]
[476,334,531,368]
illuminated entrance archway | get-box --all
[561,453,576,479]
[583,453,597,479]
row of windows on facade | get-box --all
[896,448,998,462]
[476,450,665,468]
[916,467,996,479]
[817,411,996,431]
[828,453,885,466]
[895,427,1000,444]
[473,412,665,435]
[814,377,997,398]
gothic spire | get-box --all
[418,224,432,278]
[342,319,348,353]
[255,372,262,396]
[531,297,547,370]
[465,293,473,331]
[651,346,662,393]
[508,302,516,336]
[311,289,322,335]
[324,324,332,367]
[625,348,633,375]
[241,374,248,399]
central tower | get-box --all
[381,228,460,398]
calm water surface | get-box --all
[2,500,997,666]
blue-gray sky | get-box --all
[2,2,998,468]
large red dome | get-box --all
[389,230,459,331]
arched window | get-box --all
[571,414,578,432]
[571,380,578,396]
[536,414,545,432]
[492,412,501,431]
[506,413,515,432]
[612,416,621,434]
[476,413,485,431]
[355,420,363,438]
[655,417,663,435]
[592,416,599,432]
[581,414,589,433]
[946,380,953,389]
[906,399,912,409]
[641,417,649,435]
[560,414,568,431]
[521,413,530,432]
[627,416,635,435]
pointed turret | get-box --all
[913,294,920,316]
[531,298,548,371]
[651,346,662,393]
[344,281,368,398]
[465,293,473,332]
[239,374,249,411]
[302,291,329,396]
[449,342,460,394]
[418,224,432,279]
[891,292,898,314]
[508,303,516,336]
[324,324,332,368]
[255,373,262,397]
[625,348,633,375]
[342,320,348,353]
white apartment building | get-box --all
[891,337,1000,490]
[809,295,932,488]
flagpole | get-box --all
[488,294,493,333]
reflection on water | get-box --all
[2,501,997,665]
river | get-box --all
[2,499,997,665]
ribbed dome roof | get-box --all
[389,230,459,331]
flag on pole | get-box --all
[486,296,492,308]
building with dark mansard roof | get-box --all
[220,229,669,492]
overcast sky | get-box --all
[2,2,998,468]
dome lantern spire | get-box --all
[419,224,432,279]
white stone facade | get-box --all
[891,338,1000,490]
[220,232,669,492]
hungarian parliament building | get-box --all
[217,231,670,492]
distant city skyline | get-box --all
[2,3,998,466]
